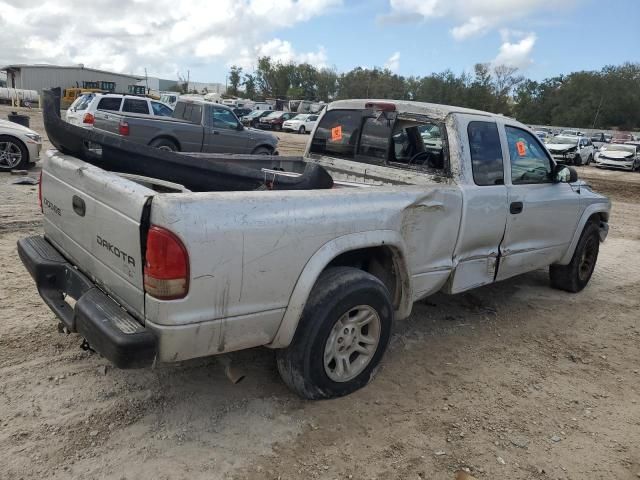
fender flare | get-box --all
[267,230,412,349]
[558,202,610,265]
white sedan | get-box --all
[282,113,319,134]
[0,118,42,171]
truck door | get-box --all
[204,106,249,153]
[495,122,581,281]
[448,116,509,293]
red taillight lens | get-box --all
[119,121,129,136]
[364,102,396,112]
[38,171,43,213]
[144,226,189,300]
[82,113,95,125]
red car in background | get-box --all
[257,111,296,131]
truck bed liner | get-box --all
[43,88,333,192]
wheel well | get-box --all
[150,135,180,150]
[325,246,402,308]
[252,144,274,154]
[588,211,608,225]
[0,135,28,160]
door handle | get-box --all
[510,201,523,214]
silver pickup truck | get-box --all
[19,98,610,400]
[93,96,278,155]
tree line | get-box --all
[226,58,640,130]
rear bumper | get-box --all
[17,235,157,368]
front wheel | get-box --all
[251,146,272,155]
[298,126,306,134]
[0,135,28,171]
[574,155,582,166]
[149,138,178,152]
[276,267,393,400]
[549,221,600,292]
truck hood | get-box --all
[245,127,278,144]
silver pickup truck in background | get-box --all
[93,96,278,154]
[20,98,610,400]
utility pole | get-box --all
[592,94,604,128]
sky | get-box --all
[0,0,638,84]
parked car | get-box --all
[282,113,319,134]
[590,132,609,149]
[546,135,595,165]
[241,110,272,128]
[233,107,253,119]
[559,129,584,137]
[21,94,610,400]
[93,97,278,154]
[612,133,634,143]
[0,118,42,170]
[257,111,296,131]
[595,143,640,171]
[66,93,174,129]
[534,130,549,140]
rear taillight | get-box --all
[144,226,189,300]
[82,113,95,125]
[38,171,43,213]
[119,121,129,136]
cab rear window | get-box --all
[97,97,122,111]
[310,109,446,172]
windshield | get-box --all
[291,114,309,121]
[601,144,635,153]
[548,136,577,145]
[265,111,283,119]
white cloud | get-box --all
[492,30,537,68]
[233,39,328,70]
[385,0,576,40]
[0,0,341,80]
[384,52,401,72]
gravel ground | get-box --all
[1,106,639,480]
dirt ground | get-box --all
[1,106,639,480]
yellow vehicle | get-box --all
[61,87,104,109]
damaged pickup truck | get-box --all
[18,90,610,399]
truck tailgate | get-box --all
[41,150,153,320]
[93,110,121,135]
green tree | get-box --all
[227,65,243,96]
[243,73,257,99]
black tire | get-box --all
[150,138,178,152]
[549,221,600,292]
[574,155,582,166]
[0,135,29,171]
[275,124,282,131]
[276,267,393,400]
[587,154,593,165]
[298,126,306,134]
[251,146,272,155]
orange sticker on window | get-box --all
[516,141,526,156]
[331,125,342,142]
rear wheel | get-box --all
[149,138,178,152]
[0,135,28,171]
[276,267,393,400]
[298,126,306,134]
[549,221,600,292]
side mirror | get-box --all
[236,123,244,131]
[554,164,578,183]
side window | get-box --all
[310,109,363,159]
[151,102,173,116]
[122,99,150,114]
[308,115,318,122]
[468,121,504,186]
[506,126,553,185]
[212,107,240,129]
[96,97,122,111]
[389,122,444,170]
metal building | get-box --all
[1,64,142,94]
